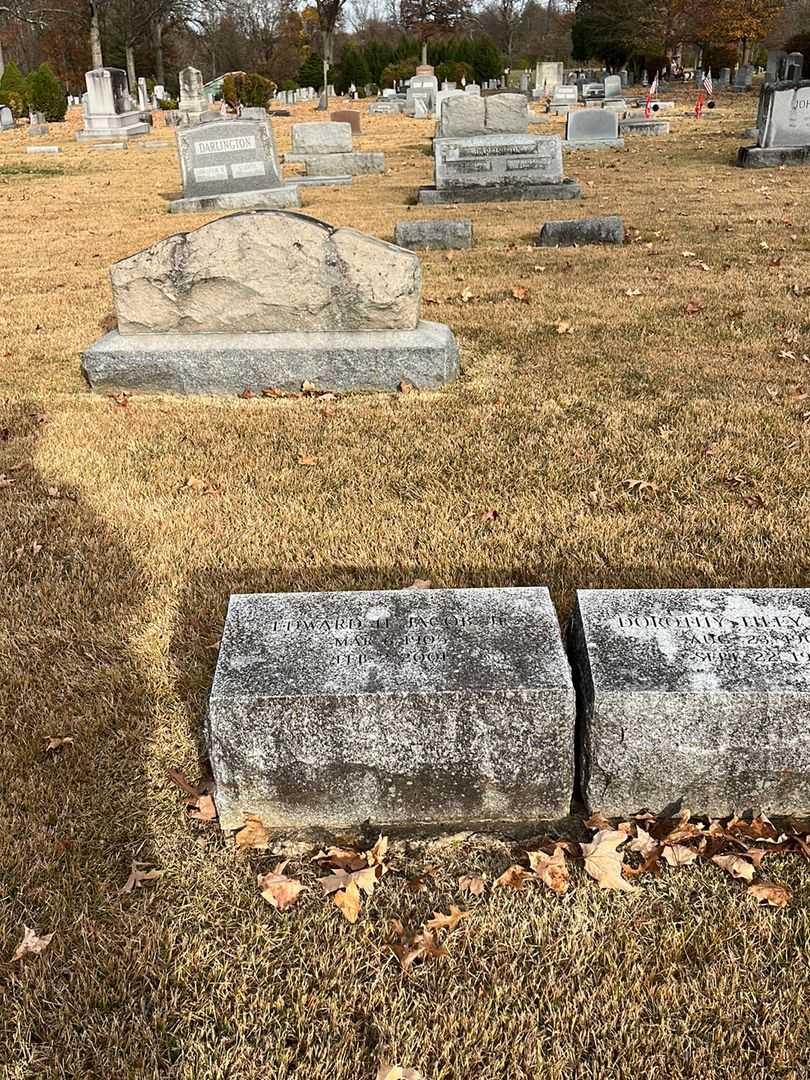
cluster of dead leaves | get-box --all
[315,834,391,923]
[388,904,469,970]
[572,810,801,905]
[167,767,218,824]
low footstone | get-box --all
[302,151,384,176]
[538,215,624,246]
[207,587,576,830]
[26,145,60,154]
[394,219,473,250]
[571,588,810,816]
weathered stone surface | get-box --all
[291,121,352,155]
[207,587,575,829]
[565,109,622,147]
[76,67,149,140]
[0,106,15,130]
[754,79,810,147]
[538,215,624,246]
[176,118,283,200]
[81,320,459,395]
[168,186,301,213]
[394,219,473,250]
[620,118,670,136]
[603,75,622,99]
[571,588,810,816]
[111,210,421,334]
[302,151,384,175]
[439,93,485,136]
[484,93,529,133]
[418,180,580,204]
[331,109,361,133]
[434,133,564,190]
[737,144,810,167]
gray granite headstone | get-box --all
[207,586,575,829]
[565,109,621,146]
[538,215,624,246]
[603,74,622,99]
[176,117,282,199]
[394,219,473,250]
[0,106,14,130]
[434,133,564,189]
[571,588,810,816]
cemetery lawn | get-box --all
[2,95,809,1080]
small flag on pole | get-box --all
[702,71,713,97]
[695,89,705,119]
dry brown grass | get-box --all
[1,90,808,1080]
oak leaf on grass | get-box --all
[662,843,699,867]
[458,874,486,896]
[12,926,54,962]
[426,905,469,931]
[747,882,791,908]
[334,879,362,923]
[377,1063,424,1080]
[235,814,271,850]
[45,735,74,753]
[581,829,638,892]
[527,845,570,895]
[494,865,531,891]
[121,861,163,894]
[711,853,756,882]
[257,862,304,911]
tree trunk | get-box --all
[421,41,427,66]
[321,54,329,108]
[89,2,103,68]
[125,43,136,94]
[0,38,5,81]
[153,20,165,86]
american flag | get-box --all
[702,71,713,97]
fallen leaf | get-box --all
[662,843,699,867]
[238,387,255,399]
[261,386,288,398]
[527,845,569,894]
[121,861,163,894]
[399,380,414,393]
[581,829,638,892]
[685,299,705,315]
[712,853,756,882]
[182,476,215,496]
[334,879,362,923]
[554,320,573,334]
[389,920,448,969]
[480,508,499,522]
[406,578,432,590]
[12,926,54,962]
[584,811,612,830]
[257,862,304,911]
[426,905,469,931]
[623,478,658,497]
[628,825,659,858]
[494,865,530,891]
[166,768,200,798]
[367,834,389,868]
[314,846,367,871]
[297,453,317,466]
[188,793,217,822]
[458,874,486,896]
[235,814,271,850]
[45,735,74,753]
[110,392,131,407]
[460,287,473,302]
[376,1063,424,1080]
[747,882,791,908]
[301,380,317,394]
[512,286,529,302]
[0,474,15,488]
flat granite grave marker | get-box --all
[565,109,623,148]
[571,588,810,816]
[207,587,576,829]
[171,117,300,212]
[394,219,473,250]
[81,209,459,395]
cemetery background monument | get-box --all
[76,67,149,140]
[81,210,459,395]
[737,79,810,167]
[418,93,580,204]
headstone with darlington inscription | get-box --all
[571,588,810,816]
[207,586,575,829]
[170,117,300,212]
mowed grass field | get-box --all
[1,92,809,1080]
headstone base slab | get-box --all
[562,138,624,150]
[81,321,459,395]
[167,186,301,213]
[76,122,149,140]
[736,144,810,168]
[417,180,580,204]
[303,151,385,176]
[620,119,670,136]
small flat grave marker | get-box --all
[571,588,810,816]
[208,586,575,829]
